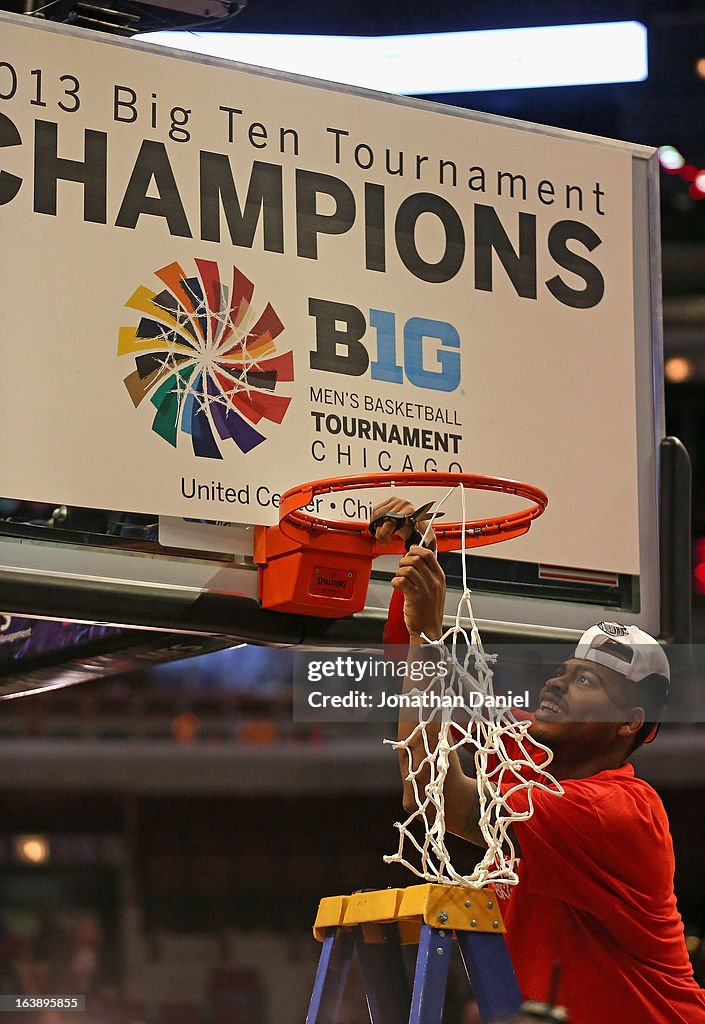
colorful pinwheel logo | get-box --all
[118,260,294,459]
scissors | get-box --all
[368,501,444,551]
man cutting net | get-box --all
[372,498,705,1024]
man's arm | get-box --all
[391,543,487,848]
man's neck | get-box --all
[550,750,629,781]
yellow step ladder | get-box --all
[306,883,523,1024]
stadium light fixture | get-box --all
[138,21,648,94]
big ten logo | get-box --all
[308,298,460,394]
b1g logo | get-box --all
[309,298,460,394]
[118,259,294,459]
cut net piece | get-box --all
[383,487,563,888]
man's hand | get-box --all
[392,545,446,642]
[370,497,444,641]
[369,496,437,550]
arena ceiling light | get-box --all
[138,21,648,94]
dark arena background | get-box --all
[2,2,705,1023]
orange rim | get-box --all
[277,472,548,553]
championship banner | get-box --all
[0,13,652,574]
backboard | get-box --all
[0,12,687,646]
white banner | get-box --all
[0,15,646,573]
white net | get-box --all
[383,486,563,888]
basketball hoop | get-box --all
[254,472,547,617]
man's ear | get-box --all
[617,706,645,739]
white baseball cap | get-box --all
[575,621,670,741]
[576,621,670,685]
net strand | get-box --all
[384,484,563,888]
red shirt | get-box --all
[500,764,705,1023]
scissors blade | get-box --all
[410,501,445,522]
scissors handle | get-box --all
[368,505,443,551]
